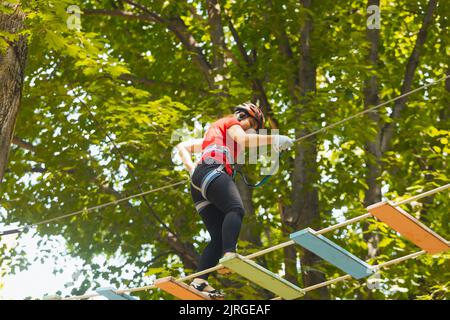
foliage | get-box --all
[1,0,449,300]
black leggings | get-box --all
[190,163,245,280]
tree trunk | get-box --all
[363,0,382,259]
[290,0,329,299]
[235,177,264,249]
[360,0,437,298]
[279,201,299,285]
[206,0,226,73]
[359,0,383,299]
[0,6,28,183]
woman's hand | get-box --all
[272,135,294,152]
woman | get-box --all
[176,102,293,298]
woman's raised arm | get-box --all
[176,138,203,175]
[227,125,294,152]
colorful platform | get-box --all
[290,228,374,279]
[96,287,137,300]
[367,202,450,254]
[154,276,211,300]
[219,253,304,300]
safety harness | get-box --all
[191,144,279,207]
[202,144,235,166]
[191,161,225,213]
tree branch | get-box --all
[117,73,212,96]
[85,2,215,87]
[381,0,438,152]
[82,8,157,22]
[266,0,300,103]
[206,0,226,72]
[122,0,215,88]
[227,17,253,65]
[226,15,279,128]
[121,0,166,24]
[12,136,35,152]
[9,135,200,270]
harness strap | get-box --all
[191,164,225,200]
[194,200,211,213]
[234,170,272,188]
[234,150,288,188]
[191,181,203,193]
[202,144,234,166]
[199,164,225,199]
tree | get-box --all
[1,0,449,300]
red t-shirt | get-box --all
[199,116,243,175]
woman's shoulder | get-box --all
[214,116,241,129]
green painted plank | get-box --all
[219,253,304,300]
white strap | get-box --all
[195,200,211,212]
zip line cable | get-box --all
[0,181,186,236]
[62,184,450,300]
[1,75,448,237]
[294,75,450,143]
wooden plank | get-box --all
[367,201,450,254]
[290,228,374,279]
[96,287,137,300]
[219,253,304,300]
[154,277,211,300]
[42,295,62,300]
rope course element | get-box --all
[271,250,427,300]
[293,75,450,143]
[1,75,448,238]
[0,181,185,237]
[61,184,450,300]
